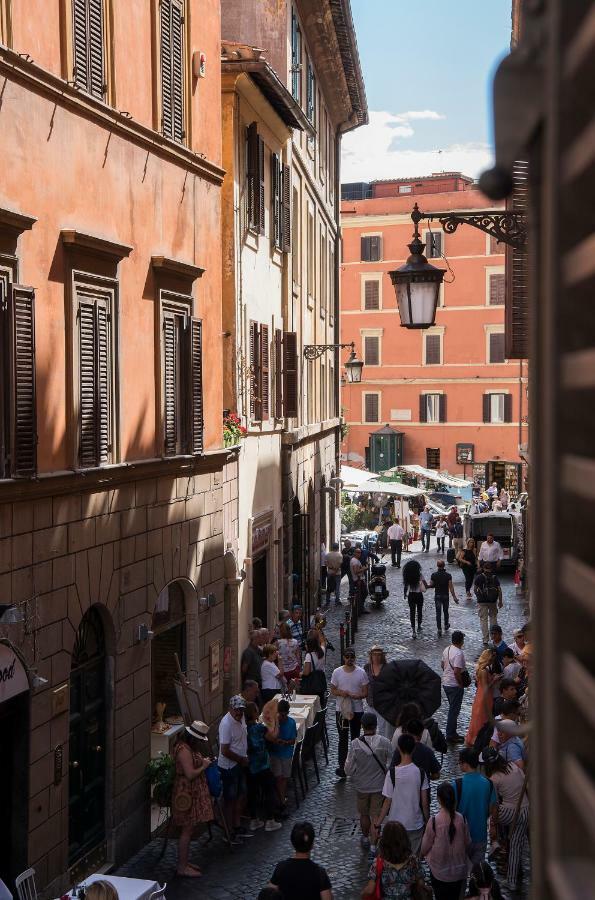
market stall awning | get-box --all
[340,465,379,489]
[384,464,472,489]
[357,479,424,498]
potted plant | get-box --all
[146,752,175,809]
[223,412,247,447]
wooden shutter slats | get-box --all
[190,317,203,453]
[260,324,270,420]
[504,393,513,423]
[258,136,265,235]
[489,273,505,305]
[88,0,105,99]
[171,0,184,141]
[364,280,379,309]
[271,154,281,249]
[249,320,260,419]
[364,335,379,366]
[247,123,259,231]
[73,0,89,90]
[425,334,441,365]
[274,328,283,418]
[365,394,378,422]
[281,164,291,252]
[282,331,298,418]
[490,332,505,363]
[96,301,110,464]
[78,291,111,468]
[72,0,105,99]
[483,393,491,423]
[419,394,427,423]
[361,236,370,261]
[161,0,173,138]
[8,285,37,477]
[163,315,177,456]
[505,159,529,358]
[439,393,446,423]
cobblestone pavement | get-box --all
[117,543,530,899]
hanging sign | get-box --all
[0,644,29,703]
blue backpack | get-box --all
[205,761,222,798]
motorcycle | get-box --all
[369,562,389,608]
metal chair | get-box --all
[301,723,320,789]
[314,709,329,764]
[15,869,37,900]
[289,738,305,806]
[147,884,167,900]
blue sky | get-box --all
[342,0,512,182]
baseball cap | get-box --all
[229,694,247,710]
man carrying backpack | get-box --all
[372,733,430,855]
[473,561,503,646]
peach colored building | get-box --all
[0,0,238,889]
[340,175,527,494]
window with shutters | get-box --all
[504,160,528,359]
[363,393,380,424]
[424,332,442,365]
[488,330,506,364]
[290,11,302,103]
[271,153,282,250]
[426,448,440,469]
[306,58,315,125]
[364,335,380,366]
[484,393,512,424]
[72,0,106,100]
[329,360,335,418]
[282,331,298,418]
[320,226,327,315]
[363,278,380,310]
[247,123,265,235]
[307,208,315,301]
[0,0,12,46]
[292,187,300,284]
[274,329,283,418]
[488,234,502,255]
[161,293,203,457]
[420,393,445,424]
[424,230,443,258]
[329,243,335,323]
[249,321,270,422]
[75,278,116,468]
[361,235,382,262]
[160,0,186,143]
[0,272,37,478]
[488,272,505,305]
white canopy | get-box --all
[384,464,472,489]
[356,478,424,498]
[340,464,379,489]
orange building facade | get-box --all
[340,175,527,491]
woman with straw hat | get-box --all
[172,720,214,876]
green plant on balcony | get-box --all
[223,412,247,447]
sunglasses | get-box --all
[344,654,356,660]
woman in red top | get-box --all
[171,721,214,877]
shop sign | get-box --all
[0,644,29,702]
[210,641,220,692]
[252,522,272,556]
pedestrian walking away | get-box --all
[344,711,392,851]
[217,695,250,841]
[421,781,471,899]
[330,648,369,778]
[481,747,529,891]
[325,542,343,605]
[244,702,282,832]
[364,645,396,740]
[420,506,433,552]
[466,861,504,899]
[441,630,467,744]
[403,558,428,638]
[350,547,368,614]
[267,821,333,900]
[458,538,478,599]
[387,518,405,567]
[452,747,498,865]
[373,733,430,855]
[361,822,427,898]
[268,699,297,817]
[435,517,447,554]
[429,558,459,636]
[474,562,503,644]
[465,647,499,747]
[391,718,441,783]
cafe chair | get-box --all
[15,869,37,900]
[313,709,329,765]
[289,738,305,806]
[147,884,167,900]
[300,723,321,789]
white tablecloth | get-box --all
[73,874,161,900]
[272,693,322,729]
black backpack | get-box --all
[424,716,448,755]
[476,573,499,604]
[473,720,494,753]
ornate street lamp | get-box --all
[303,341,364,383]
[388,204,445,329]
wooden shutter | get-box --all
[369,235,381,261]
[425,334,441,364]
[96,299,110,464]
[364,335,379,366]
[364,280,379,310]
[163,314,177,456]
[489,273,505,305]
[505,159,529,358]
[271,153,281,249]
[8,285,37,477]
[281,164,291,253]
[274,328,283,417]
[73,0,89,91]
[88,0,105,99]
[247,122,259,231]
[439,393,447,423]
[504,393,513,423]
[360,236,370,261]
[365,394,378,422]
[189,317,203,453]
[490,332,505,363]
[282,331,298,418]
[257,136,265,235]
[483,394,491,423]
[73,0,105,99]
[161,0,185,142]
[249,320,260,420]
[419,394,428,423]
[78,292,111,468]
[260,324,269,420]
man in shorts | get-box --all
[345,711,392,851]
[269,699,297,817]
[218,694,251,842]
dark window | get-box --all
[420,393,445,423]
[426,448,440,469]
[425,333,442,365]
[361,235,382,262]
[282,331,298,418]
[0,277,37,478]
[489,331,506,363]
[291,12,302,102]
[306,59,315,125]
[364,280,379,310]
[489,272,505,305]
[247,123,265,234]
[162,299,203,456]
[364,335,380,366]
[77,283,114,468]
[364,394,379,422]
[72,0,106,99]
[341,182,372,201]
[160,0,185,142]
[425,231,443,258]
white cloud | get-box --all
[341,109,494,182]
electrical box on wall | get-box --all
[192,51,206,78]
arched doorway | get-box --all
[151,581,187,721]
[68,607,107,865]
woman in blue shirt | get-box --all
[245,702,282,832]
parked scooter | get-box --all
[369,562,389,608]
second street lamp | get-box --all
[303,341,364,383]
[388,204,445,329]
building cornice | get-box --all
[0,47,225,186]
[282,417,341,447]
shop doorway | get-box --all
[0,686,29,885]
[68,607,107,865]
[252,554,268,627]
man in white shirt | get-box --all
[387,519,405,568]
[478,532,504,567]
[373,733,430,854]
[330,648,369,778]
[345,711,392,849]
[218,695,249,838]
[419,506,433,552]
[441,630,466,743]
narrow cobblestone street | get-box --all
[118,544,530,899]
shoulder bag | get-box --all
[359,736,388,775]
[300,653,327,696]
[448,648,472,688]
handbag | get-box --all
[205,762,222,798]
[373,855,384,899]
[300,653,328,696]
[448,648,471,688]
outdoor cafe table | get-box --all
[272,693,321,729]
[68,874,161,900]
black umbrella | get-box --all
[372,659,442,726]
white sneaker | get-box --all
[249,818,265,831]
[265,819,282,831]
